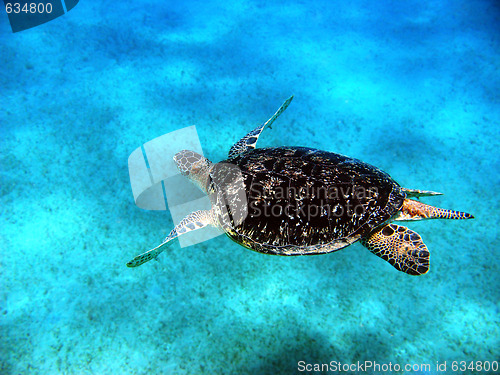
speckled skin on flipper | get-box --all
[127,96,474,275]
[228,96,294,159]
[126,210,215,267]
[360,223,430,275]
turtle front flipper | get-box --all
[228,96,293,159]
[360,224,430,276]
[126,209,215,267]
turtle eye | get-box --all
[206,176,215,192]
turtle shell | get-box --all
[213,146,406,255]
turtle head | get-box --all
[174,150,212,193]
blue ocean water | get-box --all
[1,0,499,374]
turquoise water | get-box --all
[1,1,499,374]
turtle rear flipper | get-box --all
[396,199,474,221]
[361,224,430,276]
[127,209,215,267]
[228,96,293,159]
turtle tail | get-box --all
[396,199,474,221]
[401,188,443,198]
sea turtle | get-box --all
[127,96,473,275]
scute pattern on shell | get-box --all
[217,146,406,255]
